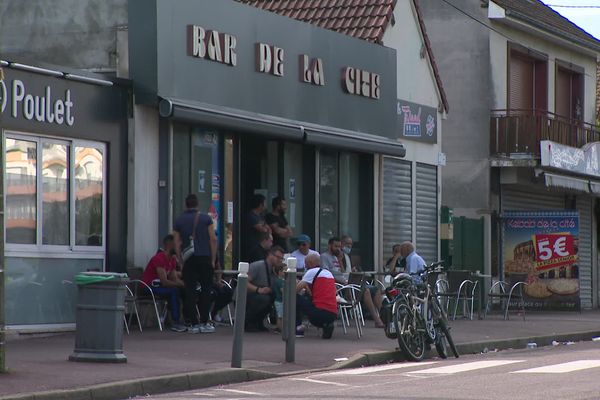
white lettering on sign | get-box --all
[299,55,325,86]
[256,43,284,77]
[342,67,380,99]
[187,25,237,67]
[5,79,74,126]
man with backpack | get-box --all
[295,253,337,339]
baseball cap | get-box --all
[296,234,311,244]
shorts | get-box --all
[274,301,284,318]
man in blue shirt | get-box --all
[401,241,426,276]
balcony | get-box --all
[490,109,600,159]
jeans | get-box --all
[151,287,182,323]
[296,294,337,328]
[182,255,213,324]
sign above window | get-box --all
[397,99,437,143]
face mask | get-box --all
[342,246,351,255]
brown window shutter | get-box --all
[509,54,534,111]
[555,68,571,119]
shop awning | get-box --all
[159,98,406,157]
[589,181,600,195]
[544,173,590,193]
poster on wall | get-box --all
[503,211,580,311]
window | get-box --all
[5,134,105,250]
[508,49,547,111]
[6,139,37,244]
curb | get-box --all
[0,369,277,400]
[3,329,600,400]
[332,329,600,370]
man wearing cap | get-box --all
[291,234,320,272]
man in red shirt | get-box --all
[141,235,186,332]
[295,253,337,339]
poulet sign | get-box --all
[0,78,75,126]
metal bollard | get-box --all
[284,257,297,363]
[231,262,249,368]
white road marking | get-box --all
[191,393,215,397]
[512,360,600,374]
[410,360,525,374]
[291,377,350,387]
[319,361,438,376]
[214,388,263,395]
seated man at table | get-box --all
[296,254,337,339]
[245,246,285,331]
[141,234,186,332]
[291,234,320,272]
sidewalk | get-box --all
[1,310,599,399]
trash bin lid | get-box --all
[74,271,128,285]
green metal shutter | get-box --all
[416,163,438,264]
[382,157,412,262]
[577,195,593,309]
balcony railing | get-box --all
[490,109,600,158]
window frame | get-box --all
[4,130,106,257]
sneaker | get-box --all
[199,323,216,333]
[213,314,223,323]
[187,324,201,334]
[170,323,187,333]
[295,325,305,338]
[322,322,334,339]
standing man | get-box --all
[245,194,271,259]
[141,234,186,332]
[265,196,293,252]
[401,241,426,276]
[295,254,337,339]
[245,246,285,331]
[291,234,320,272]
[173,194,218,334]
[248,232,273,263]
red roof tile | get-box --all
[238,0,396,44]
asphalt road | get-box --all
[137,341,600,400]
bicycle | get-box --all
[384,262,459,361]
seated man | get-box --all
[141,234,186,332]
[248,232,273,263]
[295,254,337,339]
[290,234,320,272]
[245,246,285,331]
[210,275,234,324]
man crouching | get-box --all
[295,254,337,339]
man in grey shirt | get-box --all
[320,237,346,283]
[245,245,285,331]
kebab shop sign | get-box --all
[0,77,75,126]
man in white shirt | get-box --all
[291,234,320,272]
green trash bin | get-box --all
[69,271,129,363]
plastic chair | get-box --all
[336,283,363,339]
[484,281,528,321]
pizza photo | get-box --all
[547,279,579,296]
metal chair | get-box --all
[484,281,528,321]
[126,279,166,331]
[335,283,363,339]
[124,284,142,334]
[436,270,478,320]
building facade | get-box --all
[420,0,600,309]
[0,62,128,328]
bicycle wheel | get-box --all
[431,297,459,358]
[393,301,426,361]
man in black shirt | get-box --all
[265,196,293,252]
[244,194,271,259]
[248,232,273,263]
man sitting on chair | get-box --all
[141,234,186,332]
[295,254,337,339]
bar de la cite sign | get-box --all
[187,24,381,100]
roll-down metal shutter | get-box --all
[501,186,565,211]
[577,195,593,309]
[416,163,438,264]
[382,157,412,260]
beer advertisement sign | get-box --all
[503,211,580,311]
